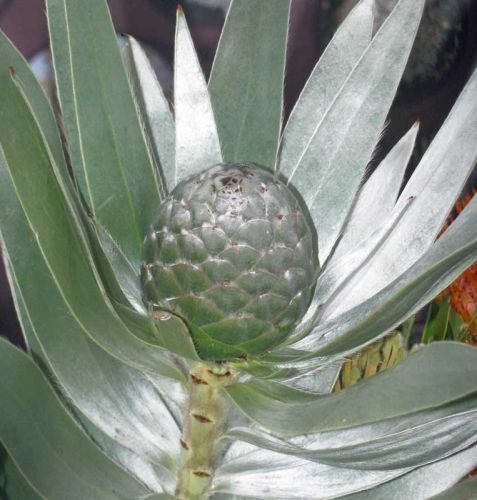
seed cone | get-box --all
[141,163,317,360]
[333,332,408,392]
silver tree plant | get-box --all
[1,0,477,498]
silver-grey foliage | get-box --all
[0,0,476,498]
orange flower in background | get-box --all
[440,190,477,343]
[446,267,477,337]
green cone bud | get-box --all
[334,332,408,392]
[141,163,317,360]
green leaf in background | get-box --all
[209,0,290,168]
[46,0,162,266]
[174,6,222,184]
[400,315,416,345]
[422,297,451,343]
[449,308,467,341]
[0,338,150,500]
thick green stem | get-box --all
[176,363,233,499]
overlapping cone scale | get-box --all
[141,163,317,360]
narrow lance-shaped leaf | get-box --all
[174,7,222,184]
[295,195,477,357]
[0,32,68,185]
[0,39,144,318]
[13,72,197,363]
[225,408,477,471]
[81,421,177,495]
[343,443,477,499]
[226,342,477,436]
[7,262,184,473]
[8,33,164,317]
[46,0,162,266]
[10,69,145,316]
[3,247,180,491]
[306,195,414,323]
[287,0,424,263]
[0,338,150,500]
[209,0,290,168]
[214,403,477,499]
[331,123,419,261]
[328,65,477,317]
[305,126,418,328]
[0,77,190,381]
[123,36,175,194]
[280,192,413,351]
[277,0,373,176]
[213,442,406,499]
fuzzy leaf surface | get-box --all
[0,32,68,184]
[0,338,150,500]
[46,0,161,266]
[278,0,373,177]
[123,36,174,194]
[78,415,177,495]
[225,405,477,470]
[430,476,477,499]
[286,0,424,262]
[295,195,477,357]
[344,443,477,499]
[174,8,222,184]
[209,0,290,168]
[331,123,418,262]
[327,65,477,317]
[213,440,477,498]
[0,79,187,380]
[226,343,477,436]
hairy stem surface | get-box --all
[176,362,233,499]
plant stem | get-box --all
[176,362,233,499]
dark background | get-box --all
[1,0,476,348]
